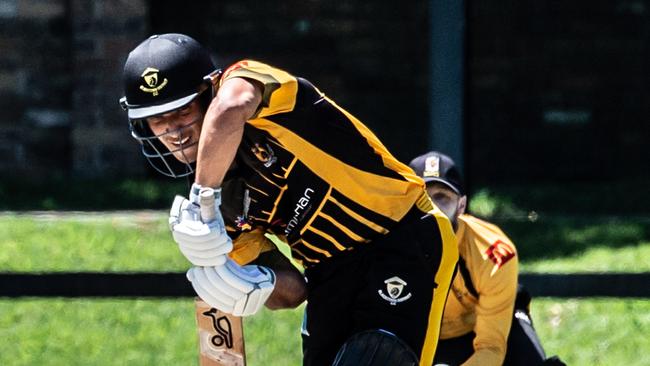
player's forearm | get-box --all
[195,106,245,188]
[265,269,307,310]
[195,78,261,188]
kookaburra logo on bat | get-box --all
[203,308,234,349]
[140,67,168,96]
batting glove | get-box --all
[169,184,232,266]
[187,259,276,316]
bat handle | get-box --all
[199,187,217,223]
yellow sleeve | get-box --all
[228,228,276,265]
[221,60,298,118]
[461,217,519,366]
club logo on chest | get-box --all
[251,142,277,167]
[378,276,412,305]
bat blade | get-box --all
[195,298,246,366]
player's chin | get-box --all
[172,149,197,164]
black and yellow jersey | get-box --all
[441,214,518,366]
[217,60,432,267]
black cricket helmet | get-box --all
[119,33,221,178]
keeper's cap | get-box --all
[408,151,464,195]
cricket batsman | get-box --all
[119,33,458,366]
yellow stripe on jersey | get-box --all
[245,183,269,197]
[325,95,425,187]
[419,206,459,365]
[281,157,299,178]
[305,226,347,251]
[251,167,285,189]
[328,196,389,234]
[415,190,435,213]
[265,184,288,224]
[319,212,369,243]
[227,60,423,225]
[300,239,333,258]
[248,117,423,222]
[298,186,332,237]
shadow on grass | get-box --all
[469,179,650,216]
[491,216,650,261]
[467,179,650,261]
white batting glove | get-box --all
[169,184,232,266]
[186,259,276,317]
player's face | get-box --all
[146,100,204,163]
[426,183,461,224]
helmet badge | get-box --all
[139,67,168,96]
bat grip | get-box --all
[199,187,217,223]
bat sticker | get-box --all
[203,308,234,349]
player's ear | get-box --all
[458,195,467,215]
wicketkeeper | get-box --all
[409,151,566,366]
[119,33,458,366]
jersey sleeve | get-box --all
[228,228,276,265]
[221,60,298,118]
[461,218,519,366]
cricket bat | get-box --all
[196,187,246,366]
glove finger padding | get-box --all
[224,260,276,316]
[186,262,276,317]
[187,267,236,312]
[172,221,232,247]
[169,193,233,267]
[214,263,255,294]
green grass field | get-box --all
[0,299,305,366]
[1,298,648,365]
[1,212,649,365]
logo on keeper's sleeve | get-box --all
[485,239,516,270]
[378,276,412,305]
